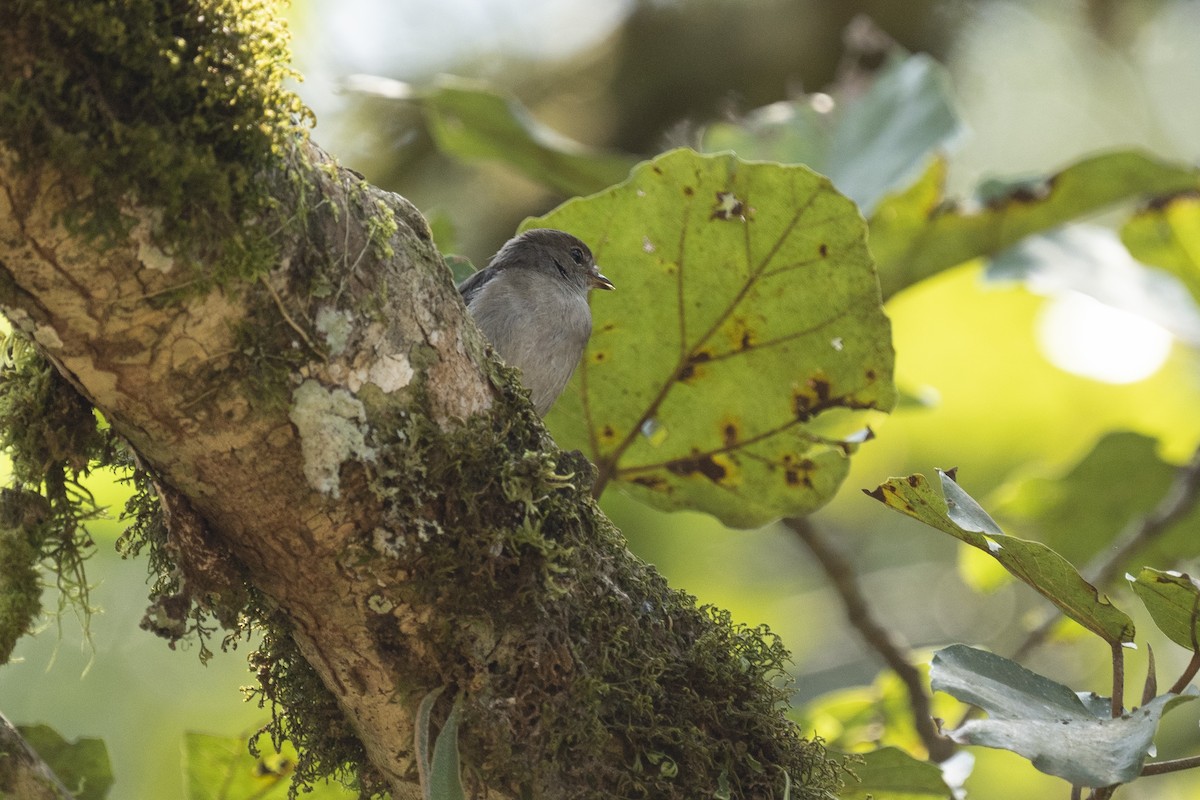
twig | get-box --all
[1142,754,1200,776]
[259,274,323,357]
[786,516,956,762]
[1168,651,1200,696]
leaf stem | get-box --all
[787,516,956,762]
[1168,650,1200,696]
[1111,642,1124,718]
[1142,754,1200,776]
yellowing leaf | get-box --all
[533,149,895,527]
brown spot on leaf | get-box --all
[666,452,728,484]
[809,377,832,403]
[678,350,712,383]
[819,243,828,257]
[722,420,739,447]
[865,369,876,381]
[906,474,921,487]
[864,486,886,502]
[683,186,695,196]
[592,351,607,363]
[631,475,670,492]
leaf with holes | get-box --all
[531,149,895,527]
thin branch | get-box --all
[1142,754,1200,776]
[787,516,957,762]
[1087,443,1200,590]
[1168,650,1200,696]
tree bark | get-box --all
[0,3,840,798]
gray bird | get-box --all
[458,228,614,415]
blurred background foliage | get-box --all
[5,0,1200,798]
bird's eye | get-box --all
[569,247,585,265]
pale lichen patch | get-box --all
[315,306,355,356]
[32,323,62,349]
[289,379,376,499]
[366,353,414,394]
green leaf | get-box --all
[841,747,955,800]
[421,76,637,196]
[428,706,465,800]
[931,644,1199,788]
[1131,568,1200,652]
[866,471,1135,644]
[16,724,112,800]
[703,52,963,217]
[870,151,1200,299]
[992,432,1200,572]
[1122,192,1200,305]
[184,732,355,800]
[533,148,896,527]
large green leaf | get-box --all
[867,471,1135,644]
[421,76,637,197]
[703,52,964,216]
[931,644,1198,788]
[532,149,896,527]
[1131,568,1200,652]
[869,151,1200,299]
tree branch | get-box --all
[786,517,956,762]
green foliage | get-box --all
[0,333,114,660]
[418,76,638,197]
[1130,569,1200,652]
[868,470,1136,645]
[18,723,113,800]
[931,645,1198,788]
[0,0,311,279]
[184,731,356,800]
[533,148,895,527]
[841,746,954,800]
[703,51,964,216]
[1122,193,1200,304]
[869,151,1200,298]
[993,432,1200,571]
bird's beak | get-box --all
[589,269,615,291]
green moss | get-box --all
[0,333,114,658]
[262,378,846,800]
[0,505,44,665]
[0,0,312,282]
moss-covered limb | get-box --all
[0,3,840,798]
[0,0,310,277]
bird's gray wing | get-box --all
[457,266,499,305]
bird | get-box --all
[458,228,614,415]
